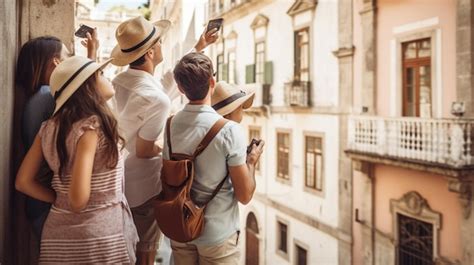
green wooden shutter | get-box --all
[264,61,273,85]
[246,64,255,84]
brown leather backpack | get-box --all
[154,116,229,243]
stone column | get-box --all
[360,0,376,114]
[354,161,375,265]
[0,1,17,263]
[448,179,474,264]
[456,0,474,117]
[334,0,355,264]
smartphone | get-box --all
[247,139,261,154]
[206,18,224,33]
[75,24,94,38]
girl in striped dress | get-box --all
[16,56,138,264]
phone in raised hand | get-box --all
[206,18,224,33]
[75,24,94,38]
[247,139,262,154]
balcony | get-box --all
[346,116,474,178]
[284,81,311,107]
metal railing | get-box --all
[284,81,311,107]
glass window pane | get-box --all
[297,245,307,265]
[418,39,431,58]
[404,42,417,59]
[419,65,432,118]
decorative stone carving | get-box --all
[390,191,441,260]
[226,30,238,39]
[448,179,472,219]
[250,14,269,29]
[287,0,317,17]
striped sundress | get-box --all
[38,115,139,264]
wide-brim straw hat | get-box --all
[50,56,112,114]
[111,16,171,66]
[211,81,256,116]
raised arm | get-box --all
[16,135,56,203]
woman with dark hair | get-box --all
[15,56,138,263]
[14,32,98,242]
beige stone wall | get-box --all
[0,0,75,263]
[20,0,75,50]
[0,0,17,263]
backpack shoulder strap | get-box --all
[165,116,174,155]
[192,118,229,159]
[202,173,228,207]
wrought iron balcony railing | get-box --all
[284,81,311,107]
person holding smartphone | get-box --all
[110,16,219,265]
[14,29,99,258]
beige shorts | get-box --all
[131,198,161,252]
[171,232,241,265]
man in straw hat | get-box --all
[111,16,219,264]
[166,52,264,264]
[211,81,256,123]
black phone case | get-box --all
[207,19,223,32]
[75,25,93,38]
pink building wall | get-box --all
[376,0,456,117]
[374,165,462,261]
[352,170,366,265]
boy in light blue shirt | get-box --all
[164,52,264,264]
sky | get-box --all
[95,0,148,11]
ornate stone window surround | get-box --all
[390,191,441,260]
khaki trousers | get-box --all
[171,232,240,265]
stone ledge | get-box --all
[253,193,352,244]
[345,150,474,179]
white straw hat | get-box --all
[50,56,112,114]
[111,16,171,66]
[211,81,255,116]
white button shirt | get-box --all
[112,68,171,208]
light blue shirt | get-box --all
[163,104,247,246]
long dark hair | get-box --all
[54,73,124,176]
[15,36,63,98]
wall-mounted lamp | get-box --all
[451,101,465,118]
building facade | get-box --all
[207,0,352,264]
[348,0,474,264]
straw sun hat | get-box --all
[111,16,171,66]
[211,81,256,116]
[50,56,112,115]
